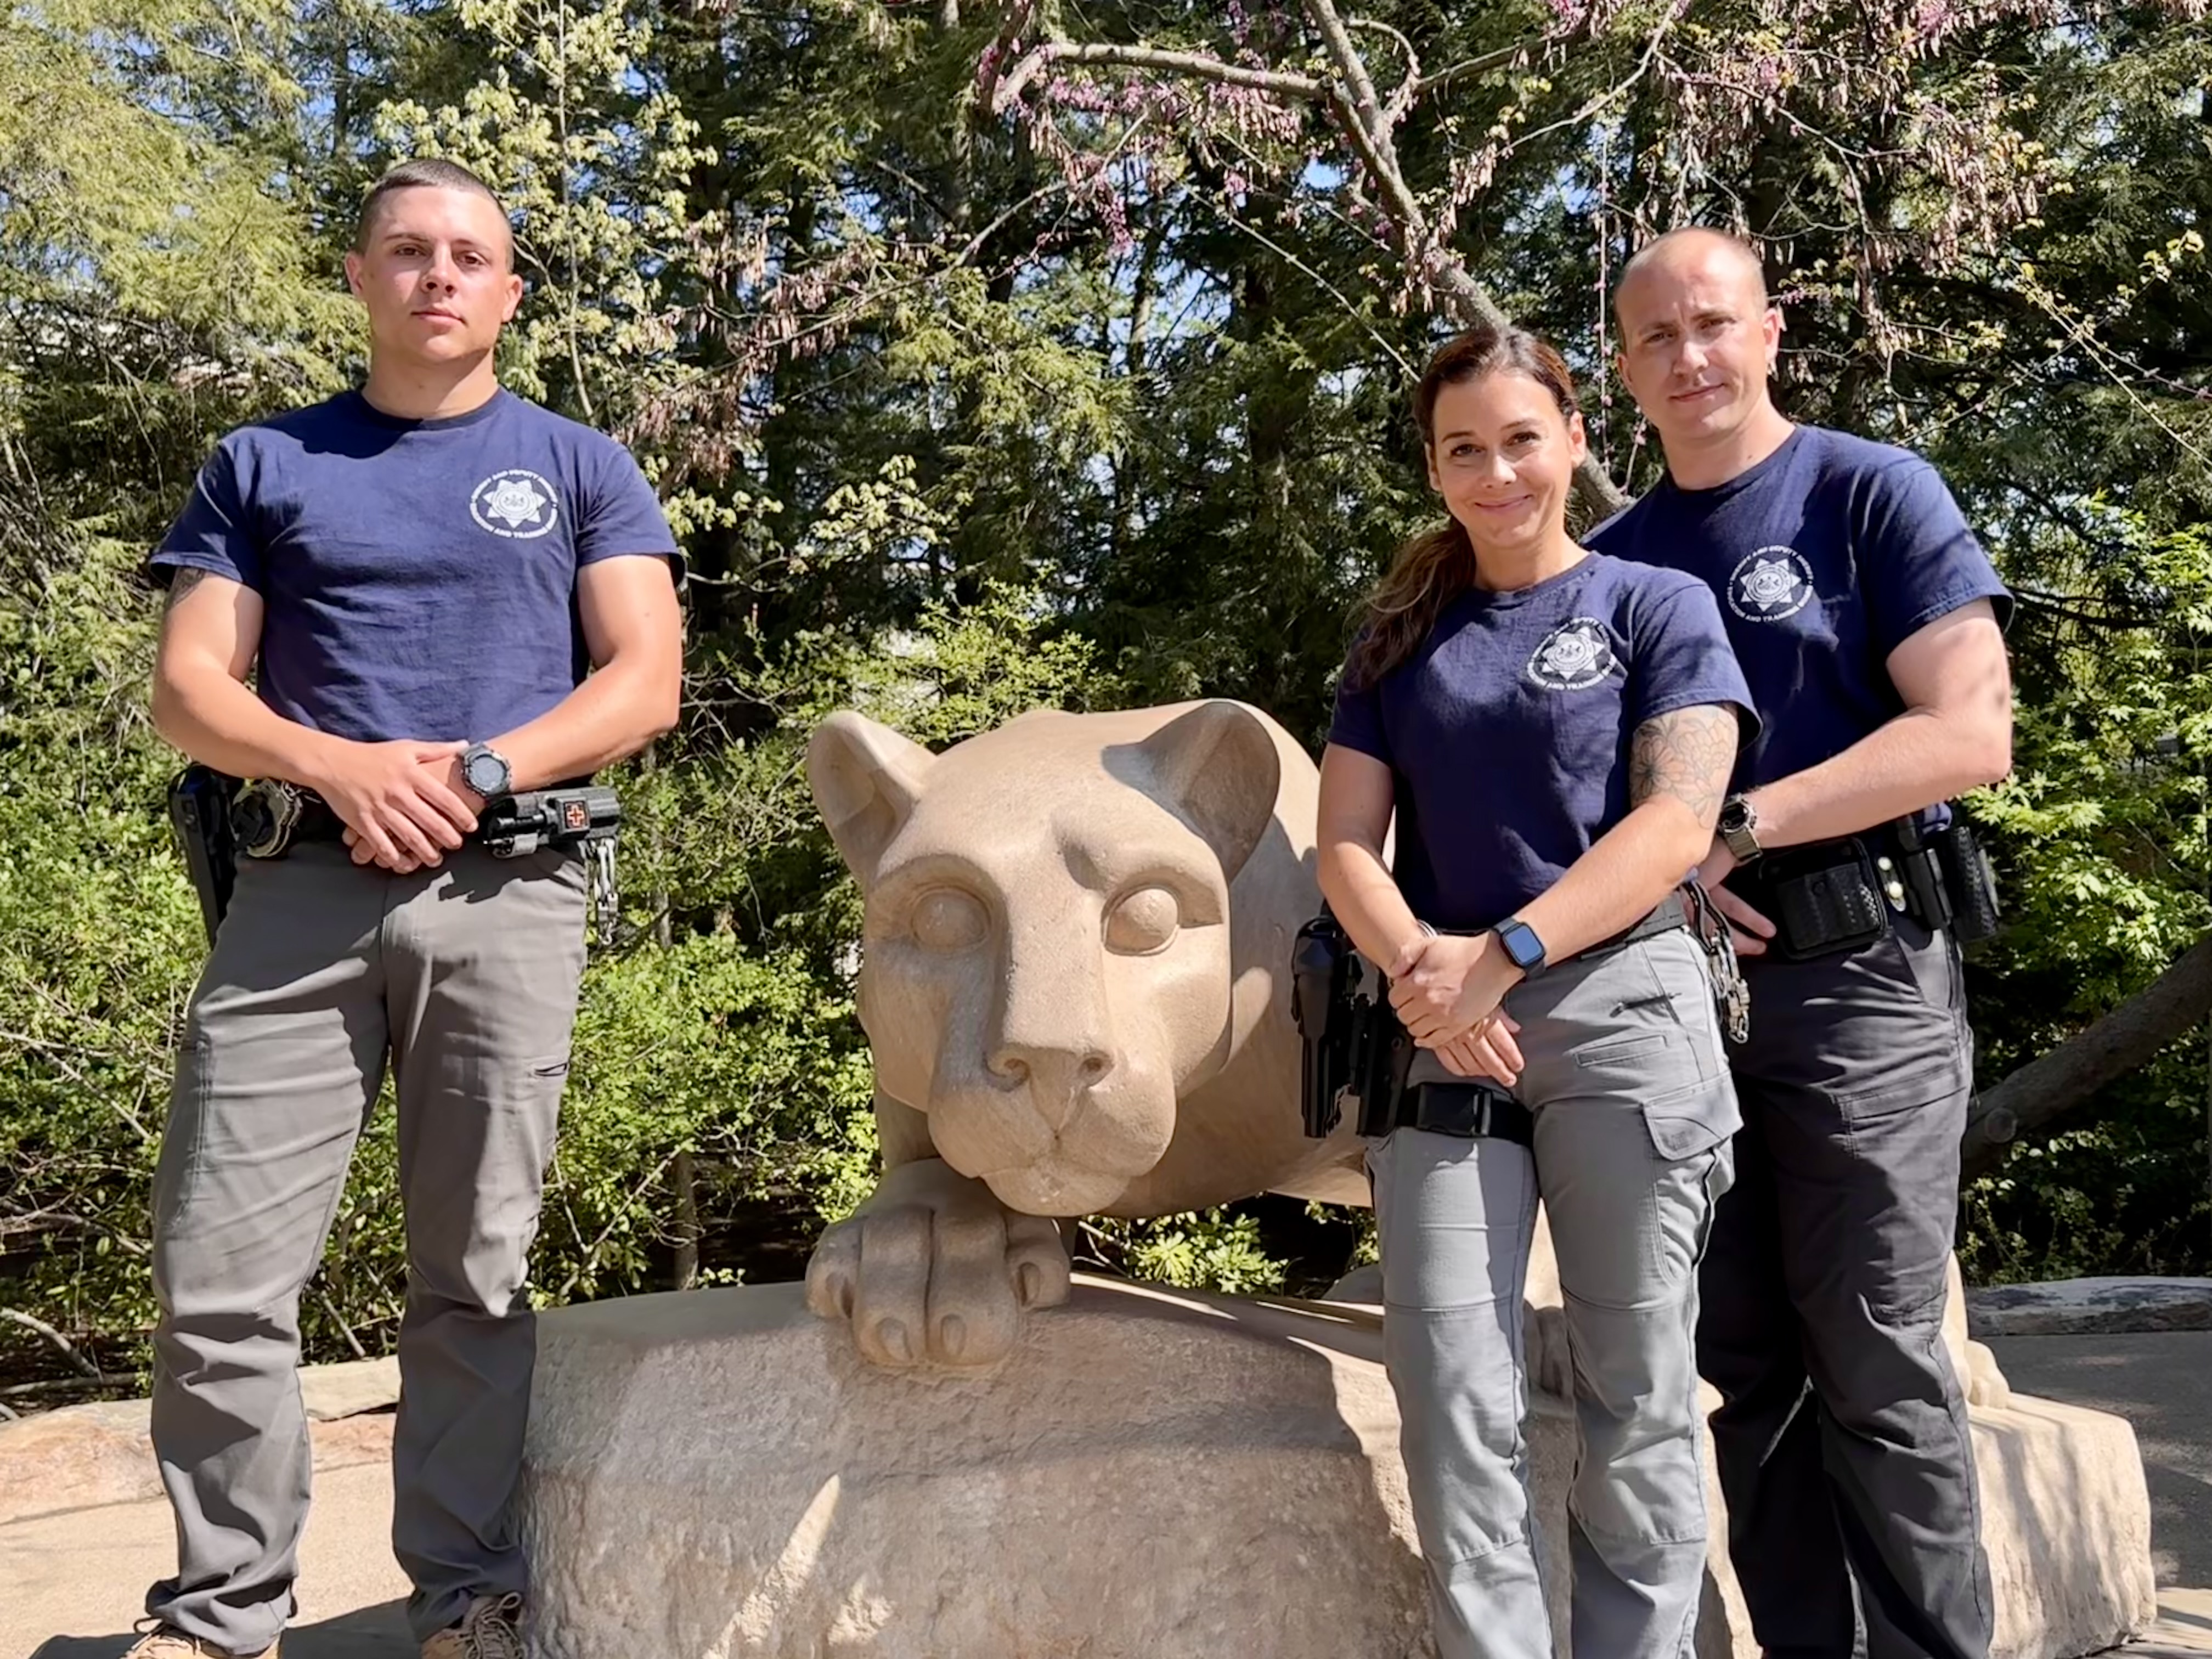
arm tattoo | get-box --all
[1629,704,1739,825]
[165,567,209,610]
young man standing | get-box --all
[136,159,682,1658]
[1588,228,2013,1659]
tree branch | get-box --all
[993,40,1327,114]
[1301,0,1411,203]
[0,1308,102,1380]
[1963,929,2212,1177]
[1413,40,1539,101]
[1344,15,1421,123]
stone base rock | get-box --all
[1970,1278,2212,1337]
[521,1278,1430,1657]
[518,1277,2154,1659]
[0,1359,398,1527]
[1977,1393,2158,1658]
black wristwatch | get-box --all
[1718,794,1764,865]
[461,743,514,799]
[1492,916,1548,980]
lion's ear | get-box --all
[809,712,936,887]
[1135,701,1280,882]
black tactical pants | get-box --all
[1697,913,1994,1659]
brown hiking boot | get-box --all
[419,1593,524,1659]
[123,1628,279,1658]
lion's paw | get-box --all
[805,1159,1070,1369]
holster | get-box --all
[1349,1002,1417,1139]
[1906,813,2003,949]
[1291,910,1355,1138]
[1290,911,1415,1140]
[1288,913,1528,1147]
[166,765,239,946]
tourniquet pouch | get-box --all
[1754,837,1893,962]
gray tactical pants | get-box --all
[1697,915,1993,1658]
[1370,929,1739,1659]
[145,841,588,1655]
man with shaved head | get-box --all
[1588,228,2012,1659]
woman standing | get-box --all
[1318,325,1752,1658]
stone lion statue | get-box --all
[803,700,1361,1368]
[803,698,2008,1404]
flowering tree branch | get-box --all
[983,0,1632,514]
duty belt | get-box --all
[230,779,604,859]
[1578,889,1693,958]
[1365,891,1701,1145]
[1293,885,1745,1146]
[1729,812,1999,962]
[227,777,624,949]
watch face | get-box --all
[465,752,507,794]
[1500,921,1544,969]
[1720,799,1754,832]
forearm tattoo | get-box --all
[1629,704,1738,826]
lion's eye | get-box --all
[911,888,988,951]
[1104,886,1180,955]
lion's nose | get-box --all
[987,1044,1115,1120]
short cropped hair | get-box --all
[353,159,512,263]
[1617,227,1769,309]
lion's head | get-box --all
[809,703,1283,1216]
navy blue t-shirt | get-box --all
[1328,552,1755,932]
[151,388,680,746]
[1584,426,2009,791]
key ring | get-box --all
[1684,881,1752,1045]
[588,837,619,950]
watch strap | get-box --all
[1492,916,1548,979]
[1719,795,1763,865]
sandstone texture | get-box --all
[518,1275,2155,1659]
[521,1279,1429,1659]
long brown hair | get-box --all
[1345,325,1583,689]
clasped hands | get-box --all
[308,739,486,874]
[1386,930,1527,1086]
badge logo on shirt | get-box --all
[469,469,560,540]
[1728,546,1815,622]
[1525,617,1618,692]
